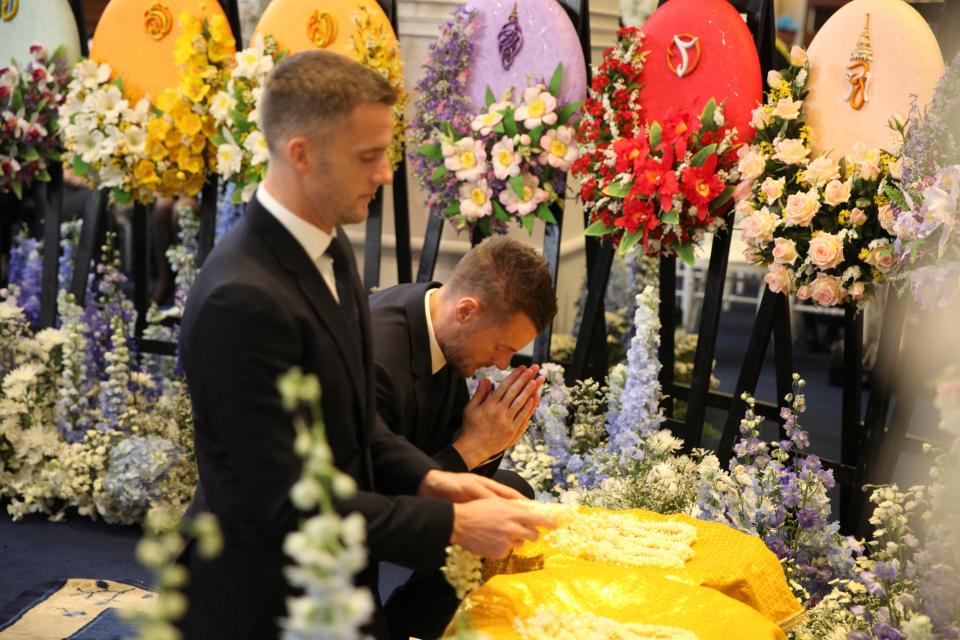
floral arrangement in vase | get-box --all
[0,44,70,199]
[736,47,903,308]
[574,28,741,264]
[410,7,580,237]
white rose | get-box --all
[804,156,841,187]
[773,138,809,165]
[767,70,784,87]
[810,274,845,307]
[764,264,794,294]
[740,207,778,244]
[807,232,845,269]
[846,142,882,180]
[848,207,867,226]
[761,177,786,204]
[772,237,798,264]
[790,46,808,67]
[735,197,756,220]
[823,179,852,206]
[772,98,802,121]
[737,147,767,181]
[889,157,904,180]
[750,105,771,130]
[784,189,821,226]
[849,281,866,300]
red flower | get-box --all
[615,195,655,235]
[680,155,724,219]
[658,170,680,212]
[659,111,695,158]
[613,136,649,173]
[630,158,664,197]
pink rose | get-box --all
[796,285,812,300]
[849,282,866,300]
[735,197,756,219]
[823,179,852,207]
[865,240,896,273]
[740,207,778,244]
[737,147,767,181]
[807,232,845,269]
[764,264,794,294]
[784,189,821,227]
[810,274,845,307]
[790,46,808,66]
[878,204,897,234]
[804,156,841,187]
[772,237,798,264]
[734,180,755,206]
[773,138,809,165]
[848,207,867,226]
[761,177,786,204]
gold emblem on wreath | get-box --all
[144,2,173,41]
[307,11,338,49]
[1,0,19,22]
[844,13,873,111]
[666,33,701,79]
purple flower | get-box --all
[875,560,900,581]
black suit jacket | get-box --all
[369,282,502,477]
[178,200,453,639]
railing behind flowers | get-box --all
[415,0,593,366]
[364,0,413,291]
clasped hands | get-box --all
[418,468,556,560]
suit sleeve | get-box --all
[184,283,451,571]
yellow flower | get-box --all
[182,76,211,103]
[874,193,889,206]
[190,132,207,153]
[134,160,160,185]
[165,127,183,149]
[147,117,171,140]
[183,173,206,196]
[858,247,870,261]
[146,137,167,162]
[161,168,182,191]
[177,146,203,173]
[157,89,180,114]
[175,110,203,136]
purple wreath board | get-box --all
[462,0,587,112]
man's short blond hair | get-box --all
[259,50,396,153]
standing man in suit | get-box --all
[178,51,554,640]
[371,237,558,638]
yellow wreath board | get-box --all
[0,0,81,66]
[252,0,397,60]
[90,0,234,103]
[804,0,943,160]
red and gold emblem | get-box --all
[666,34,701,78]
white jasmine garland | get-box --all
[515,604,699,639]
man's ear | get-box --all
[453,297,480,323]
[285,136,310,173]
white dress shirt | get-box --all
[424,288,446,374]
[257,184,339,303]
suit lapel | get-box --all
[247,202,366,418]
[404,283,444,449]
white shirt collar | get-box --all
[257,184,333,264]
[424,288,446,375]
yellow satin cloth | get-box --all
[447,507,803,639]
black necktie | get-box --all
[325,238,361,347]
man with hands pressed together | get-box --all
[371,237,558,638]
[178,51,553,640]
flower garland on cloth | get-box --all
[211,34,279,204]
[575,28,741,264]
[61,11,233,205]
[277,368,374,638]
[0,44,70,199]
[514,605,699,640]
[736,47,903,308]
[411,9,580,236]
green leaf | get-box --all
[485,86,496,107]
[22,146,39,161]
[548,63,565,96]
[521,212,535,235]
[444,202,460,216]
[661,209,680,225]
[529,125,544,146]
[676,243,696,266]
[691,144,717,167]
[442,122,455,139]
[11,180,22,200]
[491,122,506,134]
[602,180,631,199]
[537,203,558,224]
[211,134,226,146]
[709,185,735,209]
[584,219,610,236]
[700,98,718,132]
[855,197,871,208]
[618,231,642,256]
[649,122,662,148]
[557,100,583,125]
[431,165,449,182]
[503,110,518,137]
[418,143,443,161]
[72,155,91,176]
[492,200,510,221]
[37,170,51,182]
[476,218,492,237]
[508,174,525,198]
[112,188,131,206]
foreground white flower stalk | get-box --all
[514,604,699,640]
[278,368,374,640]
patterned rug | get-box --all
[0,579,152,639]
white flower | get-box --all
[790,46,808,66]
[233,38,272,79]
[3,363,42,391]
[490,136,521,180]
[740,207,778,244]
[767,69,784,87]
[772,237,798,264]
[498,172,547,215]
[514,85,558,129]
[459,178,493,221]
[846,142,882,180]
[823,179,852,206]
[442,137,487,182]
[784,188,821,226]
[470,101,509,136]
[771,98,802,120]
[737,146,766,181]
[803,156,841,187]
[539,125,578,171]
[34,328,65,352]
[217,143,243,178]
[760,176,786,204]
[122,126,147,154]
[243,130,269,166]
[76,129,106,165]
[773,138,809,165]
[750,105,771,130]
[210,91,236,124]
